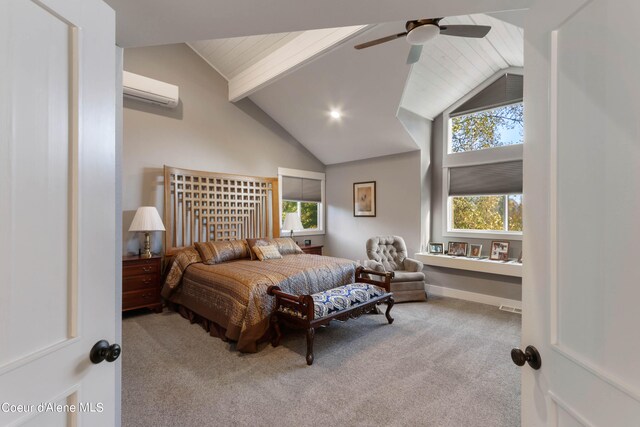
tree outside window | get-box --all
[451,194,522,232]
[448,102,524,233]
[450,103,523,153]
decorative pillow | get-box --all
[252,244,283,261]
[271,237,304,255]
[246,237,303,259]
[194,240,249,265]
[246,238,270,260]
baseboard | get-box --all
[426,284,522,309]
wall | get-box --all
[397,107,433,249]
[324,151,422,261]
[122,44,325,254]
[430,113,522,301]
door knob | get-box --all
[511,345,541,370]
[90,340,122,364]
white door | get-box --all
[522,0,640,424]
[0,0,117,426]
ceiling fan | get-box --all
[354,18,491,64]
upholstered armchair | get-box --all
[365,236,427,302]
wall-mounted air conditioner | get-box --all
[123,71,179,108]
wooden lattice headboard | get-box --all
[163,165,279,255]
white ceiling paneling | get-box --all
[468,14,524,66]
[400,13,523,120]
[189,32,302,80]
[249,22,420,165]
[104,0,533,48]
[227,25,367,102]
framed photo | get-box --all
[353,181,376,217]
[469,244,483,258]
[490,241,510,261]
[447,241,469,257]
[304,239,311,246]
[428,243,444,254]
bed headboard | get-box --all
[163,165,279,255]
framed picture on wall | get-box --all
[469,244,483,258]
[447,241,469,257]
[353,181,376,217]
[428,243,444,254]
[490,241,510,261]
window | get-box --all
[442,70,524,238]
[450,103,523,153]
[282,201,318,230]
[450,194,522,233]
[278,168,325,235]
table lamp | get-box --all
[282,212,303,239]
[129,206,165,258]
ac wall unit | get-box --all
[123,71,179,108]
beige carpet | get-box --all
[122,296,521,426]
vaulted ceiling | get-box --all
[105,0,526,165]
[247,22,418,165]
[189,32,304,80]
[186,14,523,164]
[105,0,531,47]
[401,14,523,120]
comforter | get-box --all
[161,248,356,352]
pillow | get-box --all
[271,237,304,255]
[194,240,249,265]
[246,238,270,260]
[252,244,283,261]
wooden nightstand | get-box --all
[300,245,323,255]
[122,255,162,313]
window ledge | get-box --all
[443,230,523,241]
[415,253,522,277]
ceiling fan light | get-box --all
[406,24,439,45]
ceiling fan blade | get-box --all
[406,45,423,64]
[354,32,407,50]
[439,25,491,38]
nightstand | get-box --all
[122,255,162,313]
[300,245,323,255]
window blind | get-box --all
[450,74,523,117]
[448,160,523,196]
[282,176,322,202]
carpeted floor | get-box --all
[122,296,521,427]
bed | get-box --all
[160,166,356,352]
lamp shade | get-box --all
[282,212,304,232]
[129,207,165,232]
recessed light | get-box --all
[329,110,341,119]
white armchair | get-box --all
[365,235,427,302]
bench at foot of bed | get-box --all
[267,266,395,365]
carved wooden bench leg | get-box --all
[306,327,315,366]
[271,315,282,347]
[385,297,395,324]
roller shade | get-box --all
[450,74,523,117]
[449,160,523,196]
[282,176,322,202]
